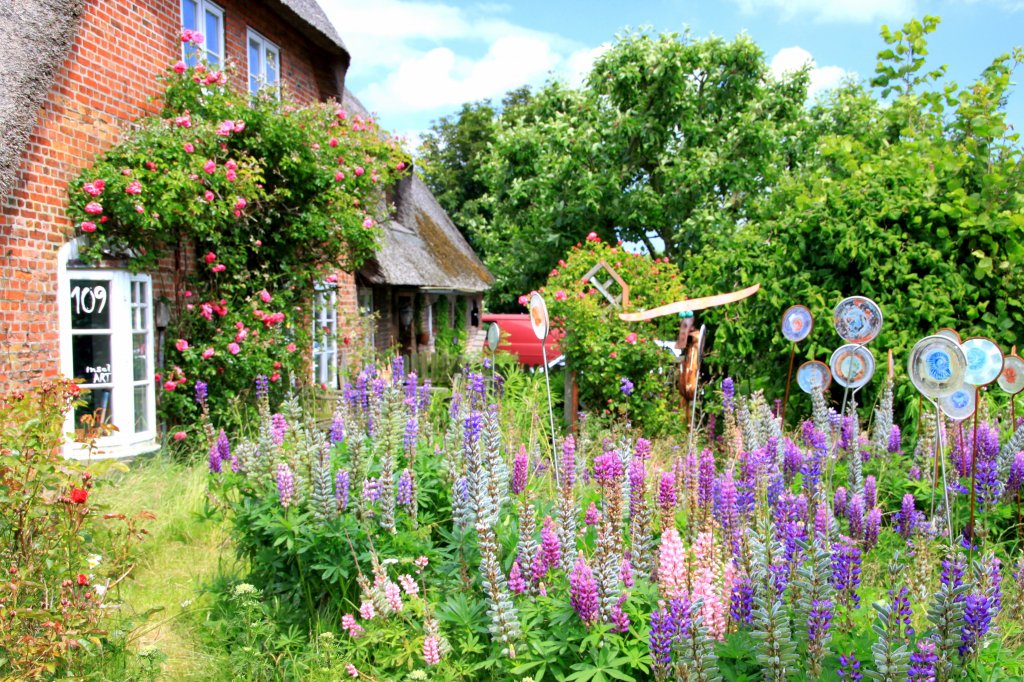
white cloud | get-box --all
[318,0,602,120]
[733,0,916,24]
[770,46,851,99]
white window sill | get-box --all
[63,438,161,461]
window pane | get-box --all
[74,388,113,436]
[249,38,261,93]
[205,10,221,65]
[133,333,149,381]
[72,334,112,384]
[70,279,111,329]
[266,48,279,86]
[182,0,198,30]
[134,386,149,433]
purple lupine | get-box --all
[649,598,690,666]
[569,556,600,626]
[698,448,715,508]
[620,377,634,396]
[814,503,832,539]
[562,435,576,489]
[830,539,862,610]
[508,558,527,594]
[363,477,381,503]
[448,391,462,421]
[775,491,808,564]
[888,425,901,454]
[864,476,877,509]
[610,592,630,633]
[584,502,600,526]
[729,573,754,625]
[335,470,350,510]
[847,493,865,541]
[959,593,994,658]
[215,428,232,463]
[783,438,802,483]
[988,555,1003,612]
[254,374,268,400]
[840,415,854,451]
[773,397,783,418]
[463,411,483,452]
[329,414,345,444]
[540,516,560,573]
[722,377,735,413]
[397,468,414,507]
[807,598,834,648]
[940,555,966,596]
[417,378,432,413]
[707,413,717,442]
[837,653,862,681]
[635,437,651,461]
[276,463,295,508]
[628,457,647,518]
[195,379,208,407]
[1007,451,1024,493]
[207,439,222,474]
[404,416,418,452]
[801,424,827,498]
[593,451,624,486]
[714,469,740,554]
[897,494,922,539]
[864,507,881,550]
[620,556,634,588]
[658,471,677,513]
[890,586,914,641]
[391,355,405,384]
[511,445,529,495]
[907,639,937,681]
[827,408,842,433]
[270,413,288,445]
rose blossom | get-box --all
[84,201,103,214]
[227,342,241,355]
[202,348,215,359]
[175,339,189,352]
[80,221,96,233]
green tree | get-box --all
[475,30,809,310]
[691,16,1024,420]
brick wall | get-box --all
[0,0,348,392]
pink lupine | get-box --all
[345,663,359,678]
[508,559,527,594]
[658,527,688,600]
[398,573,419,596]
[341,613,364,637]
[690,531,726,639]
[359,600,375,620]
[423,635,441,665]
[385,581,403,612]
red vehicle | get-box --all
[482,314,561,367]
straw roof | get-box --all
[0,0,85,203]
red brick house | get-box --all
[0,0,490,457]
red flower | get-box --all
[77,573,89,586]
[70,488,88,504]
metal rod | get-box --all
[541,342,559,489]
[781,342,796,425]
[687,376,701,457]
[935,401,954,548]
[967,386,981,543]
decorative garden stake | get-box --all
[997,347,1024,424]
[486,321,501,390]
[797,361,832,395]
[960,337,1003,543]
[908,334,968,544]
[780,304,813,424]
[530,292,559,487]
[832,296,882,418]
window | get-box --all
[357,288,375,349]
[181,0,225,67]
[59,261,157,455]
[247,29,281,97]
[312,283,338,388]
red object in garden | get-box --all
[70,488,88,504]
[482,314,560,367]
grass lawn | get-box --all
[103,455,238,680]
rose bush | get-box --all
[542,236,687,433]
[67,35,410,430]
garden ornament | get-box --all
[780,305,813,422]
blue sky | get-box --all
[318,0,1023,151]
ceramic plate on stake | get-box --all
[833,296,883,345]
[486,322,501,352]
[797,360,832,394]
[781,305,813,343]
[998,354,1024,395]
[908,335,967,399]
[829,344,876,390]
[936,328,962,344]
[529,293,549,341]
[961,337,1003,387]
[940,387,976,422]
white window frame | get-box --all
[312,282,338,389]
[357,288,375,349]
[246,28,281,98]
[58,248,157,459]
[181,0,225,67]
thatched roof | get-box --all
[341,90,493,293]
[268,0,349,63]
[0,0,85,203]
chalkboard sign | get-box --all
[70,279,110,330]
